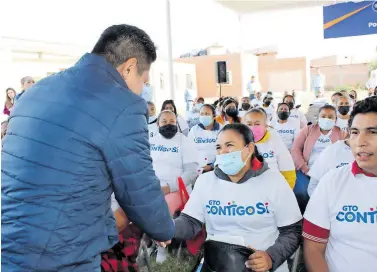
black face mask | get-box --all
[349,95,355,100]
[287,102,294,110]
[338,106,350,116]
[264,100,271,106]
[241,103,251,111]
[226,108,239,117]
[159,124,178,139]
[278,111,290,121]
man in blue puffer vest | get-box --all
[1,24,175,271]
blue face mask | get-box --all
[215,147,251,176]
[200,115,213,127]
[318,117,335,130]
[196,103,204,111]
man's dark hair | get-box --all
[92,24,157,72]
[277,102,291,112]
[283,94,295,104]
[197,97,205,103]
[331,92,343,98]
[349,96,377,127]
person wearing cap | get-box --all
[303,97,377,272]
[261,94,275,125]
[15,76,35,101]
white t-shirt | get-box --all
[256,129,295,173]
[177,115,189,134]
[183,170,302,272]
[271,119,300,150]
[336,117,349,132]
[307,140,354,196]
[289,108,307,128]
[261,105,275,124]
[148,122,158,139]
[150,133,198,188]
[308,132,332,168]
[188,124,221,167]
[251,98,263,107]
[187,111,200,129]
[304,164,377,272]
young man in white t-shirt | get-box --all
[303,97,377,272]
[251,91,263,107]
[307,139,354,196]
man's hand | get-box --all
[245,250,272,272]
[162,185,171,195]
[155,240,172,248]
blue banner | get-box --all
[323,1,377,39]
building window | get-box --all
[160,73,164,90]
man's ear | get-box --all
[116,58,138,78]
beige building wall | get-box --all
[258,55,307,93]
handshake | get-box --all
[155,240,172,248]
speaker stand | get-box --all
[219,83,222,99]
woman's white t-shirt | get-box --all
[261,105,275,124]
[188,124,221,167]
[177,115,189,134]
[271,119,300,150]
[256,129,295,173]
[187,111,200,129]
[150,133,198,188]
[336,117,349,132]
[308,132,333,168]
[307,140,353,196]
[183,170,302,272]
[148,122,158,139]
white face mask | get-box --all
[318,117,335,130]
[148,116,157,124]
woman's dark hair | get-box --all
[147,101,155,106]
[161,100,177,115]
[197,97,205,103]
[349,96,377,128]
[157,110,177,125]
[374,86,377,96]
[222,98,240,122]
[201,104,216,117]
[319,104,336,114]
[220,123,261,160]
[331,92,343,98]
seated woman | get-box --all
[161,100,189,136]
[147,101,158,139]
[335,95,351,132]
[291,105,344,212]
[261,95,275,124]
[150,110,199,262]
[272,103,300,151]
[243,108,296,189]
[188,104,222,173]
[171,124,302,272]
[101,194,142,272]
[187,97,205,129]
[215,98,241,125]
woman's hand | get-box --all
[245,250,272,272]
[161,185,171,195]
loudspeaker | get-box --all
[216,61,227,83]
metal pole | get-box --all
[166,0,175,100]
